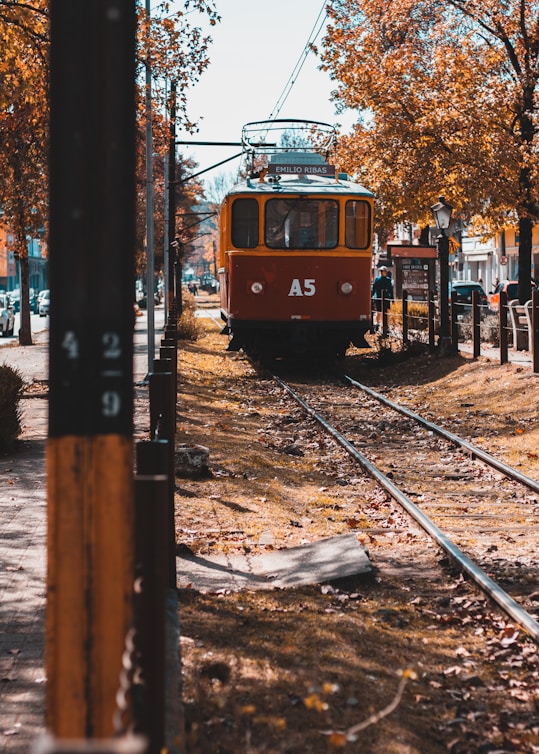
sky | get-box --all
[168,0,358,184]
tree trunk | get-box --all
[517,100,536,305]
[18,253,33,345]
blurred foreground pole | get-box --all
[47,1,137,738]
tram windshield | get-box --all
[265,199,338,250]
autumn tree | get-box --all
[204,171,238,205]
[0,0,218,343]
[136,0,220,292]
[140,150,207,276]
[0,0,48,345]
[322,0,539,302]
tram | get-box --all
[218,119,375,360]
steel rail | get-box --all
[344,375,539,496]
[274,375,539,645]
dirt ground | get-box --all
[174,313,539,754]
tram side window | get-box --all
[345,200,371,249]
[232,198,259,248]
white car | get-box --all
[0,294,15,337]
[38,289,50,317]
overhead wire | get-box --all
[266,0,328,123]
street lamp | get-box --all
[431,196,453,353]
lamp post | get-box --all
[431,196,453,353]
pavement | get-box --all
[0,311,164,754]
[458,340,534,366]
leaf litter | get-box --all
[176,323,539,753]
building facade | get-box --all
[0,224,48,293]
[381,223,539,296]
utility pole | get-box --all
[163,150,169,318]
[145,0,155,375]
[168,81,177,318]
[48,0,136,737]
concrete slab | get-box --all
[177,532,371,592]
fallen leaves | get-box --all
[176,326,539,754]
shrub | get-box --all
[389,300,430,331]
[481,313,501,345]
[177,292,203,341]
[368,332,428,364]
[457,312,500,344]
[0,364,24,451]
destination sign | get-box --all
[267,163,336,177]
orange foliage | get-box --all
[321,0,539,258]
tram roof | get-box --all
[225,174,374,198]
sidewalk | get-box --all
[458,340,534,367]
[0,330,48,754]
[0,314,162,754]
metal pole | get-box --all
[168,82,177,318]
[163,150,169,319]
[48,0,136,737]
[438,230,451,353]
[145,0,155,374]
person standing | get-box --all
[372,266,394,331]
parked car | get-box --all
[489,281,520,313]
[9,288,39,314]
[8,289,20,313]
[29,289,39,313]
[38,289,50,317]
[0,294,15,337]
[450,281,488,317]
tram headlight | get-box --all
[250,281,264,294]
[340,281,354,295]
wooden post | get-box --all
[472,289,481,358]
[47,1,136,738]
[381,291,388,336]
[149,372,177,588]
[159,345,177,387]
[450,290,459,353]
[533,289,539,374]
[499,290,508,364]
[133,475,169,753]
[402,290,408,346]
[428,291,436,352]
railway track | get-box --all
[177,327,539,753]
[272,371,539,643]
